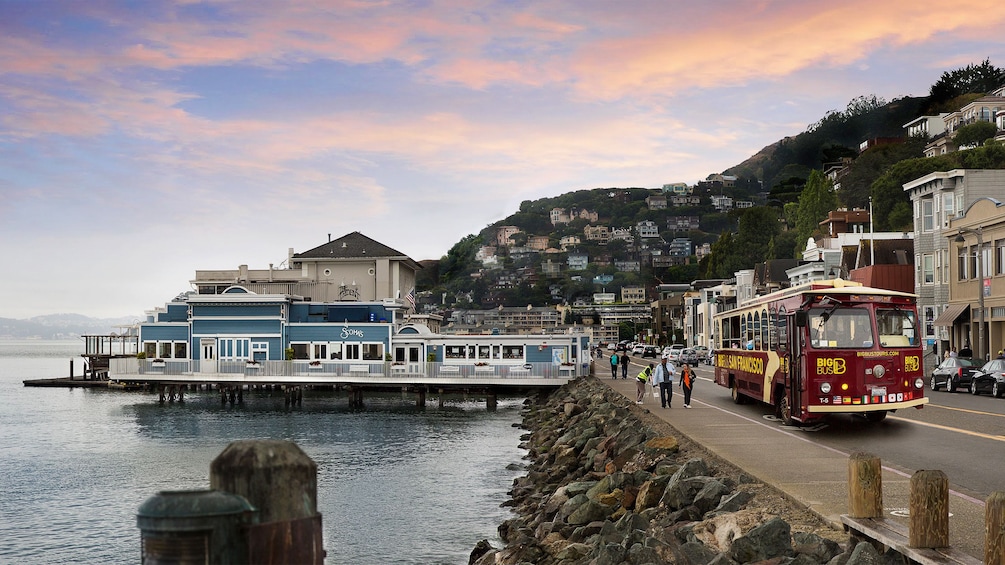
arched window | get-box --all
[778,307,788,348]
[754,311,762,349]
[761,308,769,350]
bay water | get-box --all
[0,340,526,564]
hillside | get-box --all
[415,61,1005,313]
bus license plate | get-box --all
[871,387,886,397]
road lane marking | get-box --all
[888,415,1005,442]
[922,402,1005,418]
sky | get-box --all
[2,1,1005,320]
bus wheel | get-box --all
[730,381,744,404]
[776,394,794,426]
[865,411,887,423]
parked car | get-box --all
[607,343,617,350]
[929,357,979,392]
[692,345,709,361]
[632,344,646,355]
[642,345,659,358]
[705,348,715,365]
[969,359,1005,397]
[679,348,699,365]
[665,345,684,361]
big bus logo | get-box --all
[817,357,846,375]
[904,356,920,372]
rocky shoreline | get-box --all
[470,376,902,565]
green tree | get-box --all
[958,141,1005,168]
[928,59,1005,107]
[954,121,999,149]
[869,156,955,230]
[795,170,837,246]
[838,138,925,209]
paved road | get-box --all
[596,356,990,561]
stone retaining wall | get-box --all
[470,376,906,565]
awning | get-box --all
[934,303,969,326]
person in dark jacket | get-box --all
[620,351,630,379]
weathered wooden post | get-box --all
[848,452,883,518]
[987,491,1005,565]
[909,469,948,548]
[210,440,324,564]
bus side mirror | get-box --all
[794,311,807,327]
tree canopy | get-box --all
[795,170,837,246]
[928,59,1005,108]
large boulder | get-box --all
[728,516,794,563]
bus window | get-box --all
[877,309,918,347]
[777,307,787,350]
[809,308,873,348]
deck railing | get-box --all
[112,358,588,380]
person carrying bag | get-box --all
[679,362,694,408]
[652,355,675,408]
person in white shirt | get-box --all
[652,355,675,408]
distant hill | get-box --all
[724,95,928,190]
[0,314,137,340]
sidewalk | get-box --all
[596,365,986,561]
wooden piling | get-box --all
[909,470,949,548]
[210,440,323,564]
[848,452,883,518]
[987,491,1005,565]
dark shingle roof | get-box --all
[293,232,419,268]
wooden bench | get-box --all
[348,364,373,374]
[840,515,982,565]
[438,365,460,376]
[507,367,531,377]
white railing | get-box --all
[111,358,589,380]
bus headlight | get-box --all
[820,382,832,394]
[873,364,886,378]
[914,378,925,389]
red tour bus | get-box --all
[712,279,928,424]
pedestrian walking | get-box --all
[620,351,630,379]
[609,351,619,379]
[679,362,694,408]
[652,355,675,408]
[635,364,653,404]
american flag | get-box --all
[405,287,415,310]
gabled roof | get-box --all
[293,232,421,269]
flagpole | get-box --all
[869,197,875,266]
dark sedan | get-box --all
[642,346,659,358]
[929,357,980,393]
[970,359,1005,397]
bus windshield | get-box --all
[809,307,874,349]
[876,308,918,347]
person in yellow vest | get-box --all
[636,364,653,404]
[679,362,694,408]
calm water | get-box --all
[0,340,526,564]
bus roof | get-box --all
[733,279,917,310]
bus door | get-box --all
[787,311,805,420]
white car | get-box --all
[666,345,684,361]
[632,344,646,355]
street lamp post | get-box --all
[955,227,985,361]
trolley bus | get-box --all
[712,279,928,424]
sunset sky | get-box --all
[2,1,1005,319]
